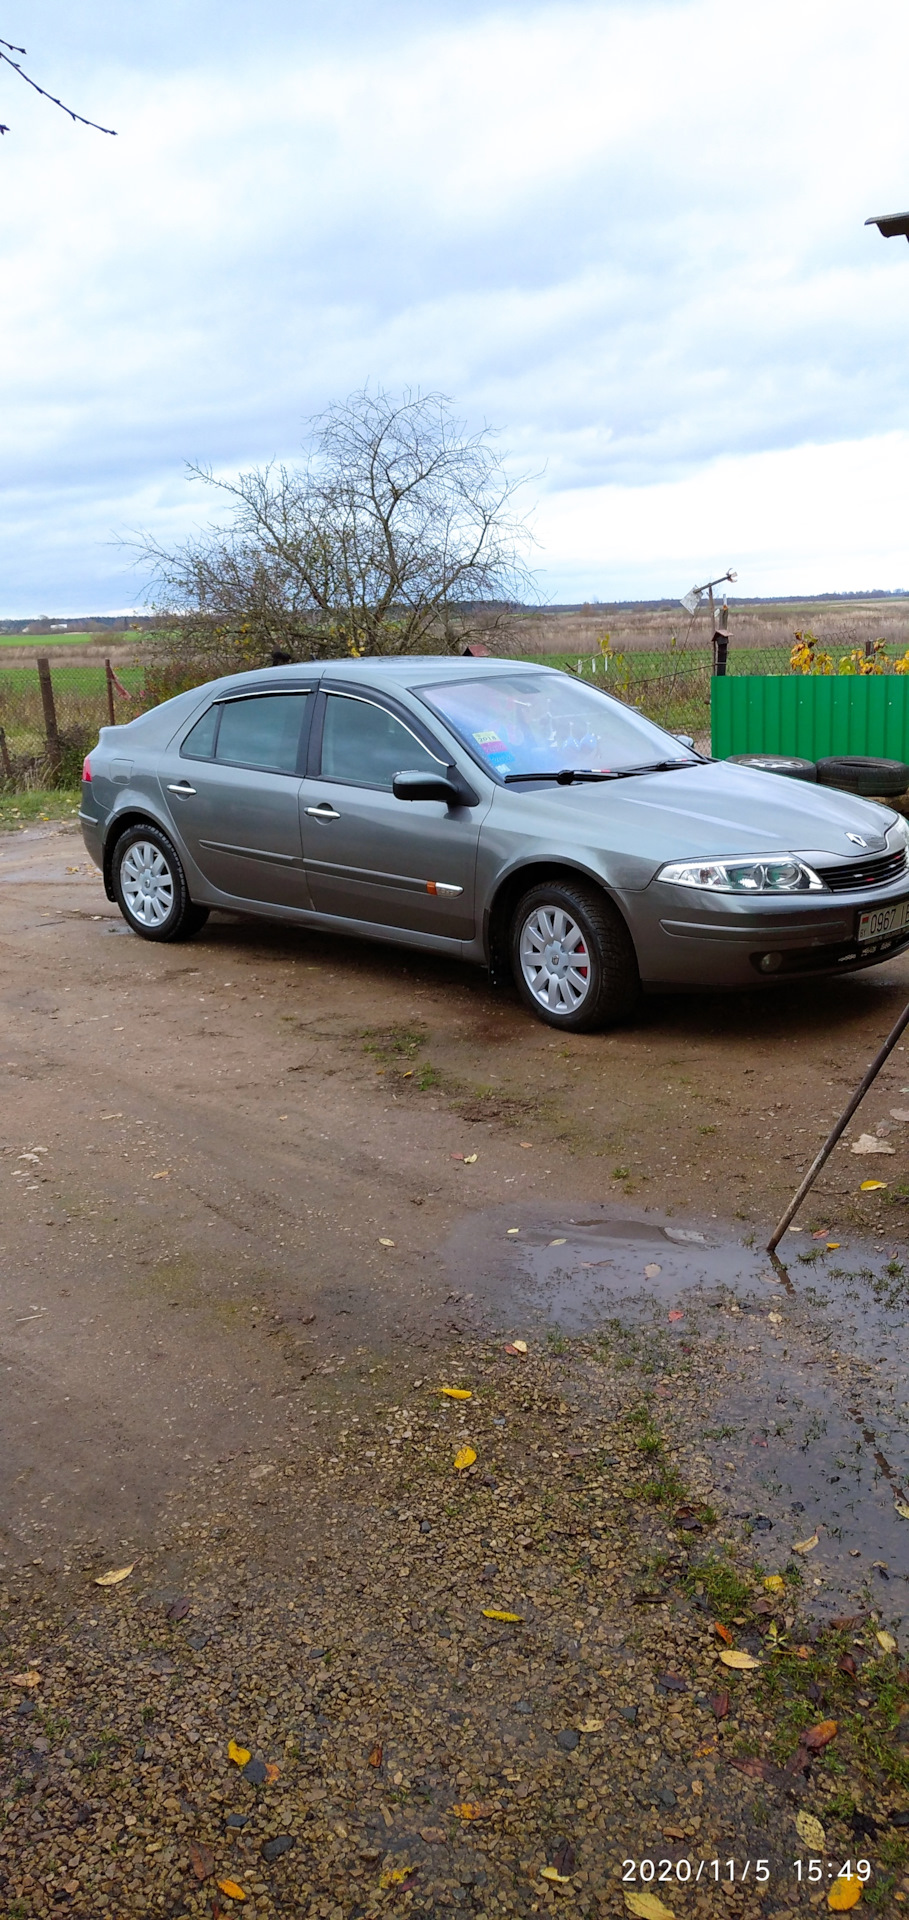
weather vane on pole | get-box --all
[679,569,738,676]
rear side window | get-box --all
[320,693,443,788]
[182,705,218,759]
[215,693,308,774]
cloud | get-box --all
[1,0,908,608]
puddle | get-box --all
[445,1203,909,1630]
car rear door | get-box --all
[157,688,313,908]
[299,687,487,940]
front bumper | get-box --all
[627,873,909,988]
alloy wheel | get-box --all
[518,904,592,1015]
[119,840,175,929]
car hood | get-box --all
[492,762,898,876]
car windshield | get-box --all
[417,672,698,780]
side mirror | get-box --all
[393,768,466,804]
[672,733,695,750]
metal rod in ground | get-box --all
[767,996,909,1251]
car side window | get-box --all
[320,694,443,788]
[215,693,308,774]
[181,705,219,759]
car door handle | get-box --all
[305,803,341,820]
[167,781,196,796]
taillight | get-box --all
[82,756,92,782]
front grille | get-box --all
[816,847,907,892]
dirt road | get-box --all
[2,823,909,1916]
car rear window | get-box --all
[214,693,308,774]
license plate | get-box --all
[858,898,909,943]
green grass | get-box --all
[0,789,81,830]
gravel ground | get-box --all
[2,1331,908,1920]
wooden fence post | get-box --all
[36,656,62,778]
[105,658,116,728]
[0,726,11,781]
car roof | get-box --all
[209,656,559,695]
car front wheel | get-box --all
[112,824,209,942]
[510,878,640,1031]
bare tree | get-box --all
[136,388,537,690]
[0,35,116,137]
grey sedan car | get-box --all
[79,657,909,1030]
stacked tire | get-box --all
[728,753,909,797]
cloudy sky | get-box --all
[2,0,909,613]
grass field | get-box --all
[0,788,81,829]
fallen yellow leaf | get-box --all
[796,1811,826,1850]
[439,1387,472,1399]
[506,1228,520,1236]
[151,1169,170,1179]
[827,1242,841,1250]
[454,1446,476,1471]
[828,1874,863,1910]
[859,1179,887,1191]
[577,1716,604,1732]
[511,1339,528,1353]
[453,1801,496,1820]
[264,1761,280,1782]
[463,1153,478,1164]
[876,1629,898,1655]
[792,1533,820,1554]
[227,1739,251,1766]
[718,1649,761,1670]
[895,1504,909,1521]
[217,1881,247,1902]
[7,1670,40,1688]
[94,1563,135,1586]
[378,1237,395,1247]
[380,1867,414,1887]
[763,1575,785,1594]
[624,1892,676,1920]
[481,1609,523,1623]
[541,1866,572,1884]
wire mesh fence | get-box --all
[4,605,909,789]
[0,657,145,790]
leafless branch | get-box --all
[0,36,116,136]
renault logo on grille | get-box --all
[846,833,868,847]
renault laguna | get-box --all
[79,658,909,1030]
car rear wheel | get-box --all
[510,879,640,1031]
[112,824,209,942]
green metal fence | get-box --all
[711,674,909,762]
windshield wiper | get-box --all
[503,759,704,786]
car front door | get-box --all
[157,688,312,908]
[300,688,487,940]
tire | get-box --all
[727,753,817,782]
[510,878,640,1032]
[111,824,210,942]
[815,755,909,798]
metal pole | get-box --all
[767,996,909,1250]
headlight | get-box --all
[890,815,909,852]
[657,855,824,893]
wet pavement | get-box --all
[445,1205,909,1630]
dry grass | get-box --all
[513,598,909,658]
